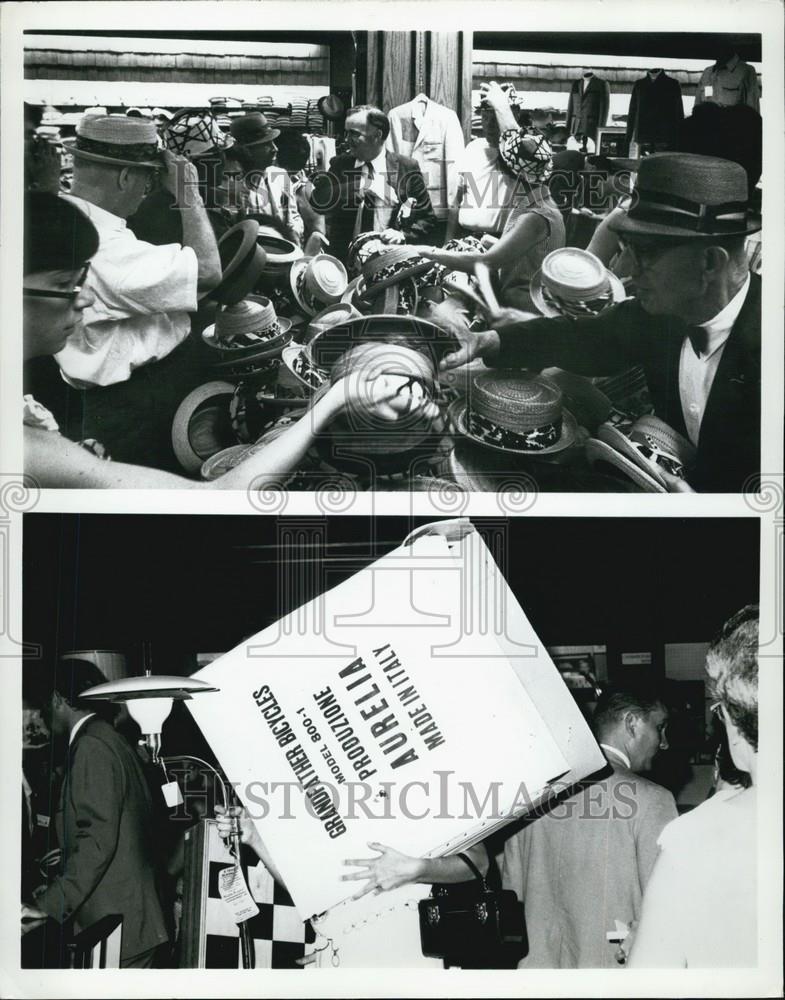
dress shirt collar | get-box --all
[61,192,126,233]
[69,712,97,747]
[600,743,632,769]
[693,273,750,359]
[354,148,388,175]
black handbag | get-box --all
[418,852,528,968]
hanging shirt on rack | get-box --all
[387,93,465,221]
[695,55,760,111]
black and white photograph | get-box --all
[16,23,766,493]
[18,514,762,971]
[0,2,783,998]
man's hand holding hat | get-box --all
[160,148,202,207]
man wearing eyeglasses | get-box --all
[437,153,761,493]
[310,105,438,264]
[53,114,221,389]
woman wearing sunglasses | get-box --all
[24,193,437,489]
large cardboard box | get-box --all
[187,519,606,922]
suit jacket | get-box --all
[386,96,465,219]
[626,73,684,146]
[495,273,761,492]
[310,149,438,263]
[566,75,610,138]
[502,762,677,968]
[36,718,169,962]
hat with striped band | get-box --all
[610,153,760,238]
[530,248,626,318]
[587,413,697,491]
[67,114,163,168]
[449,370,578,456]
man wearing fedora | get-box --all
[54,114,221,389]
[309,104,438,264]
[438,153,761,493]
[230,111,304,247]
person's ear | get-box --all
[117,166,131,191]
[702,244,730,280]
[624,711,638,740]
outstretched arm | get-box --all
[341,842,490,899]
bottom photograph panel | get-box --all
[20,515,760,974]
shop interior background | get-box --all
[24,514,760,812]
[24,29,762,136]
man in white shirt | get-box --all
[55,114,221,388]
[436,153,761,492]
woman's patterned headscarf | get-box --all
[498,126,553,185]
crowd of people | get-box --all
[20,606,759,969]
[23,77,762,492]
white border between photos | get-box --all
[0,1,783,997]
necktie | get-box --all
[354,162,376,236]
[686,325,708,358]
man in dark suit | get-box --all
[22,660,170,967]
[437,153,761,493]
[310,104,438,263]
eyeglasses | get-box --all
[618,237,689,271]
[23,263,90,302]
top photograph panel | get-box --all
[22,30,762,493]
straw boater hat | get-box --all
[281,343,329,393]
[66,114,163,168]
[289,254,349,316]
[171,381,237,474]
[306,314,458,376]
[208,220,267,306]
[203,295,292,353]
[449,370,578,456]
[303,302,362,344]
[348,245,434,316]
[162,109,234,160]
[609,153,760,239]
[530,248,626,319]
[585,414,697,492]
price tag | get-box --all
[36,814,50,828]
[704,85,714,98]
[218,865,260,924]
[161,780,183,808]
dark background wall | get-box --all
[23,515,759,667]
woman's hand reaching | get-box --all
[332,369,440,424]
[341,842,424,900]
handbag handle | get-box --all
[456,852,488,888]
